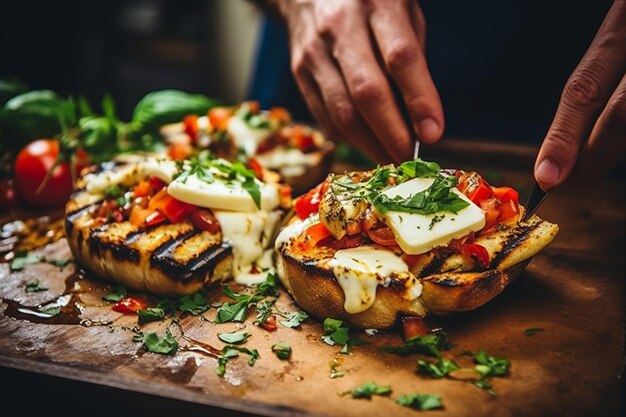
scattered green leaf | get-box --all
[177,291,209,315]
[137,307,166,325]
[103,286,127,302]
[253,299,276,326]
[137,330,178,355]
[217,331,251,344]
[417,357,460,378]
[380,331,450,357]
[25,279,48,293]
[10,251,42,271]
[344,381,392,399]
[279,310,308,328]
[256,272,280,297]
[395,393,443,411]
[322,318,367,354]
[271,342,291,360]
[216,345,260,377]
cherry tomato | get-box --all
[461,243,490,268]
[259,314,278,332]
[148,189,196,223]
[112,297,147,314]
[14,139,75,208]
[293,178,330,219]
[248,158,264,180]
[366,226,397,246]
[401,316,427,340]
[208,107,233,131]
[190,208,221,234]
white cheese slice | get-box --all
[214,210,281,284]
[255,148,317,170]
[274,214,319,250]
[138,157,178,184]
[84,163,139,194]
[383,177,486,255]
[328,246,421,314]
[226,116,272,156]
[167,173,279,212]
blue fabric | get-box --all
[248,1,611,143]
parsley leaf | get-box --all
[473,348,510,378]
[380,331,451,357]
[279,310,308,328]
[137,307,166,325]
[397,159,441,181]
[214,286,263,323]
[136,330,178,355]
[395,393,443,411]
[217,331,251,344]
[25,279,48,293]
[271,342,291,360]
[216,345,260,377]
[253,299,276,326]
[417,357,460,378]
[256,272,280,297]
[321,318,367,354]
[103,185,124,199]
[102,286,127,302]
[38,305,61,316]
[47,258,72,269]
[344,381,392,399]
[10,251,42,271]
[177,291,209,315]
[524,327,544,337]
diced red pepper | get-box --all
[149,189,196,223]
[112,297,147,314]
[167,142,194,161]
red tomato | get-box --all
[293,178,330,219]
[259,314,278,332]
[248,158,264,180]
[148,189,196,223]
[190,208,221,234]
[300,222,331,248]
[208,107,233,131]
[14,139,75,208]
[268,107,291,124]
[167,142,194,161]
[133,180,152,198]
[461,243,490,268]
[480,197,500,231]
[498,198,520,221]
[366,226,397,246]
[112,297,148,314]
[149,176,167,192]
[401,316,427,340]
[145,211,167,227]
[183,114,199,142]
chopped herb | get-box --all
[137,307,166,325]
[216,345,260,377]
[256,272,280,297]
[344,381,392,399]
[177,291,209,315]
[321,318,367,354]
[10,251,42,271]
[38,305,61,316]
[417,357,460,378]
[47,258,72,269]
[380,331,450,357]
[395,393,443,411]
[279,310,308,328]
[428,214,446,230]
[214,286,263,323]
[271,342,291,360]
[524,327,544,337]
[103,184,124,199]
[102,286,127,302]
[136,330,178,355]
[25,279,48,293]
[217,331,251,344]
[473,348,510,378]
[253,299,276,326]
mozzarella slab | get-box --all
[167,172,279,212]
[328,246,421,314]
[227,116,272,156]
[383,177,486,255]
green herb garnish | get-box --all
[217,331,251,344]
[256,272,280,297]
[253,299,276,326]
[321,318,367,354]
[271,342,291,360]
[25,279,48,293]
[216,345,260,377]
[380,331,450,357]
[417,357,460,378]
[10,251,42,271]
[395,393,443,410]
[102,286,127,302]
[103,185,124,199]
[344,381,392,399]
[279,310,308,328]
[137,307,166,325]
[177,291,209,315]
[214,286,263,323]
[135,330,178,355]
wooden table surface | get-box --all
[1,139,624,417]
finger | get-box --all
[535,2,626,190]
[369,0,444,144]
[317,3,416,162]
[576,74,626,182]
[293,70,341,139]
[409,0,426,52]
[293,39,395,163]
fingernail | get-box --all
[417,118,439,142]
[536,158,561,185]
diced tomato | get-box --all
[168,142,194,161]
[293,178,330,219]
[301,222,331,247]
[133,180,152,198]
[260,314,278,332]
[149,176,167,192]
[401,315,427,340]
[248,158,264,180]
[278,183,292,209]
[145,211,167,227]
[183,114,199,142]
[268,107,291,124]
[190,208,221,234]
[457,172,493,205]
[461,243,490,268]
[319,233,364,250]
[366,226,397,246]
[480,197,500,231]
[498,198,520,221]
[130,205,151,226]
[208,107,233,131]
[148,189,196,223]
[493,186,518,203]
[112,297,147,314]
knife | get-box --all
[523,182,550,220]
[413,139,420,160]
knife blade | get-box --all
[523,182,550,220]
[413,139,421,160]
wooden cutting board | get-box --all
[1,140,624,417]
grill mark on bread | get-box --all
[65,202,100,234]
[88,224,140,263]
[489,220,538,269]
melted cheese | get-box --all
[167,173,279,212]
[274,214,319,250]
[328,246,421,314]
[226,116,272,156]
[255,148,317,170]
[214,210,282,284]
[383,177,486,255]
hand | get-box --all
[274,0,444,163]
[535,0,626,190]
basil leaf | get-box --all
[79,116,119,163]
[217,331,250,344]
[380,331,451,357]
[140,330,178,355]
[473,349,509,377]
[397,159,441,180]
[103,286,127,302]
[256,272,280,297]
[137,307,166,325]
[254,299,276,326]
[10,251,43,271]
[47,258,72,269]
[177,291,209,315]
[271,342,291,360]
[216,345,260,377]
[417,358,460,378]
[345,381,392,399]
[279,311,308,328]
[25,279,48,293]
[322,318,367,353]
[395,393,443,410]
[38,305,61,316]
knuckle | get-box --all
[315,6,347,39]
[546,126,580,149]
[385,41,419,73]
[351,76,385,104]
[332,100,358,131]
[562,68,604,109]
[605,89,626,126]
